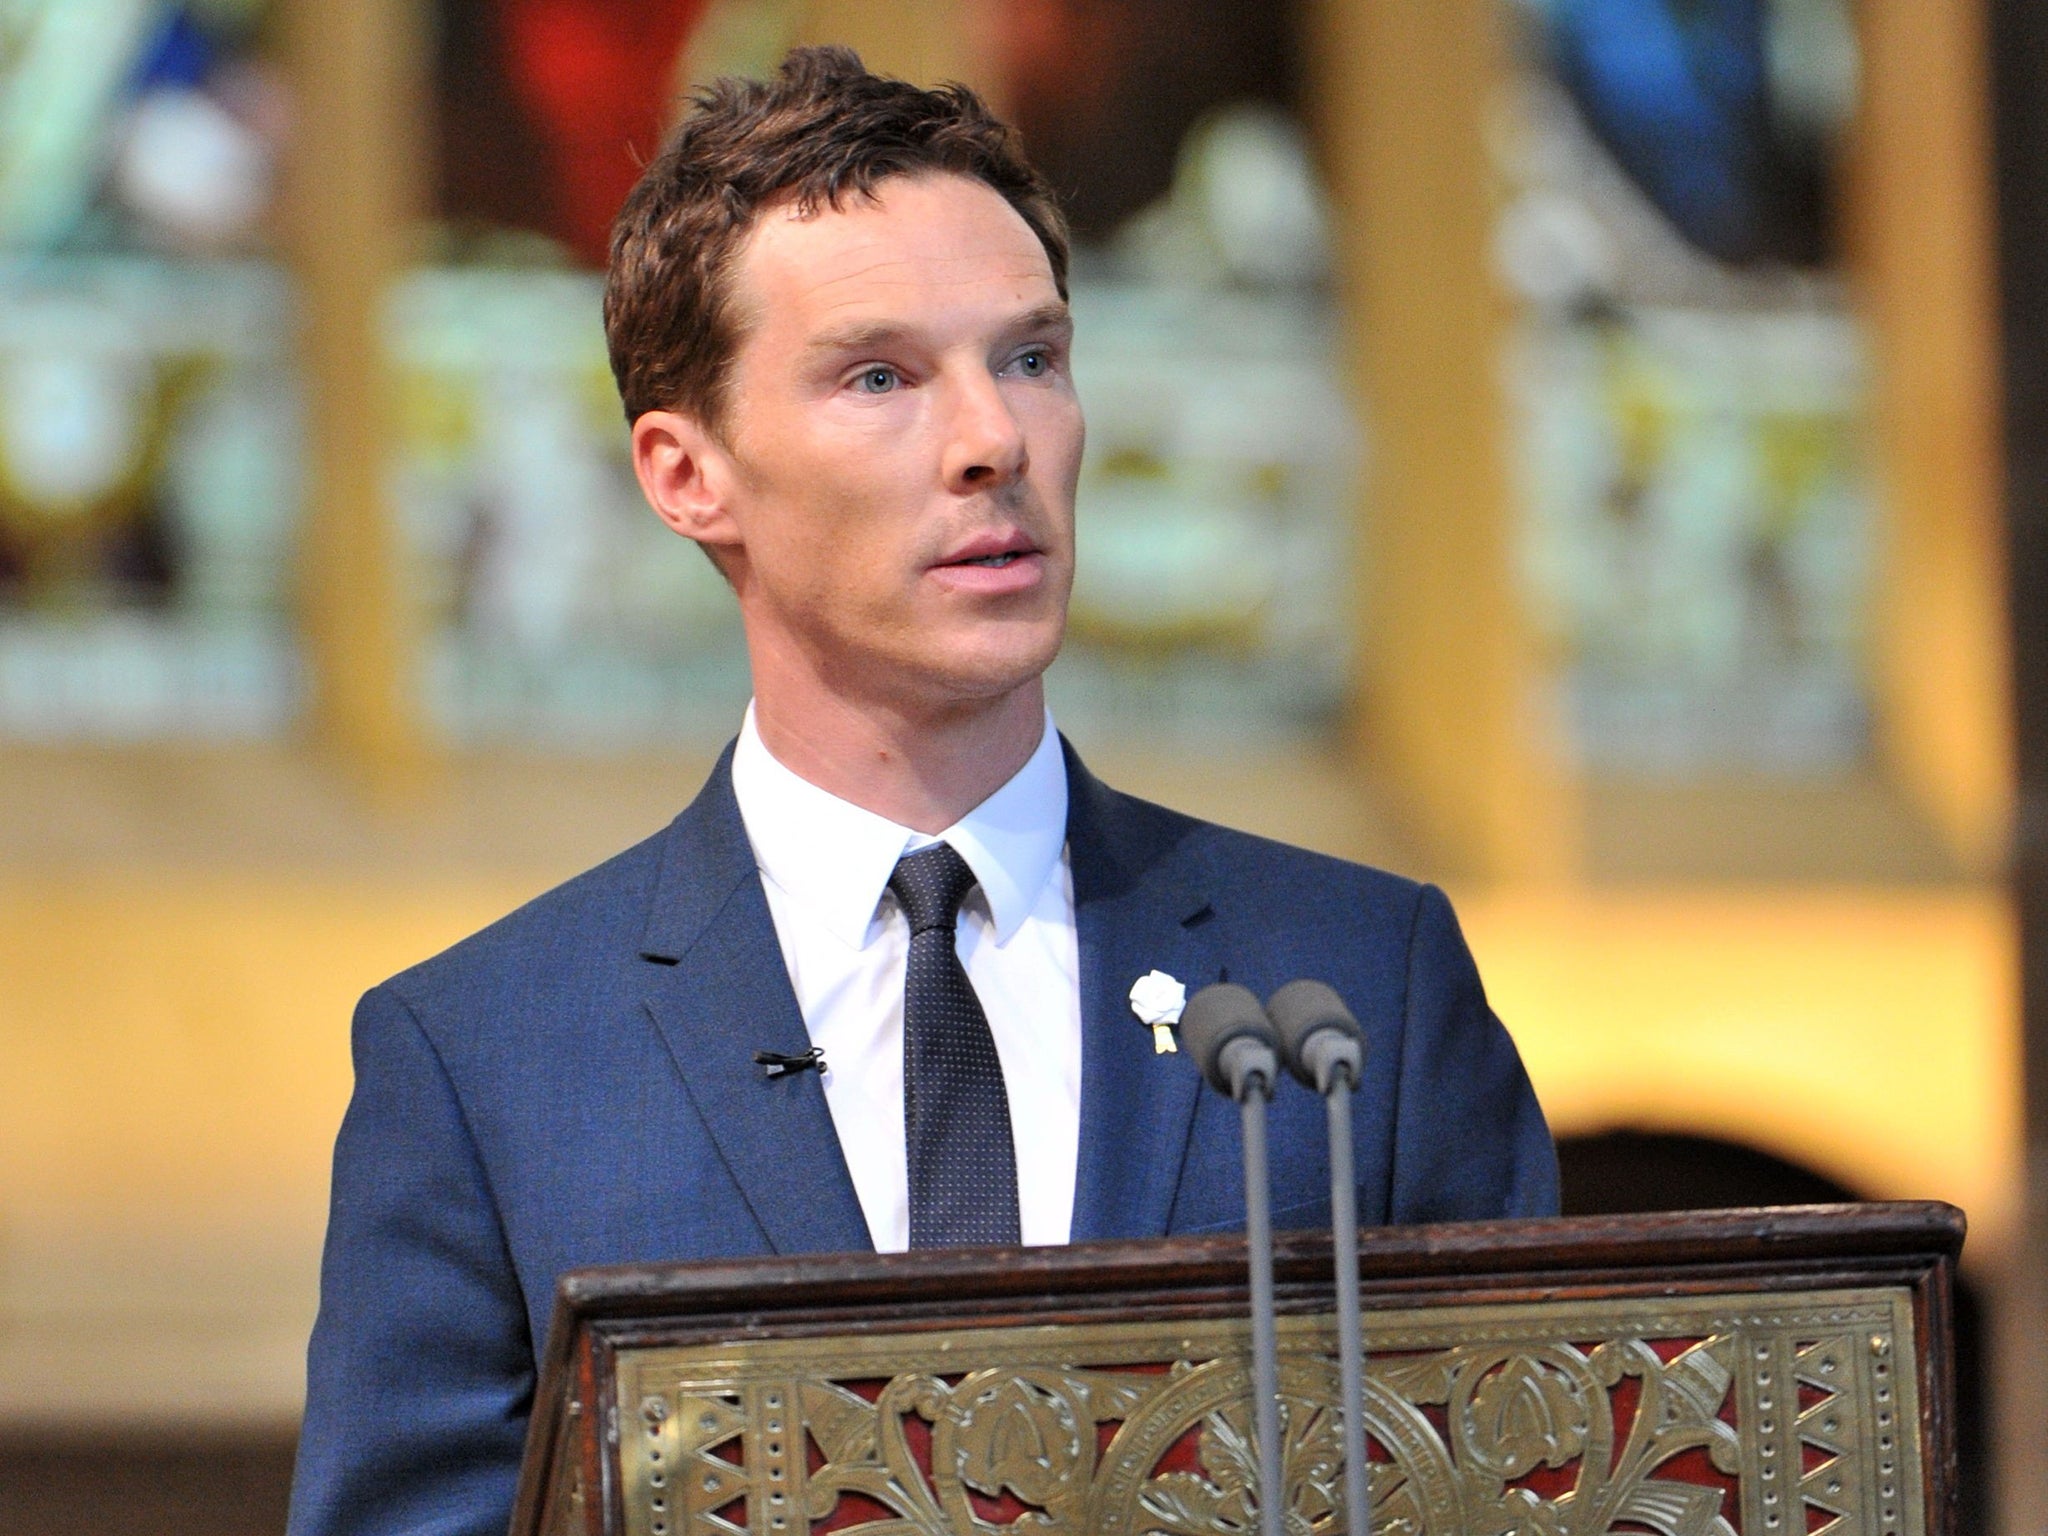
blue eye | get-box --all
[1014,350,1048,377]
[855,366,900,394]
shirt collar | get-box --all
[729,702,1068,950]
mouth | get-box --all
[937,532,1040,570]
[927,530,1050,595]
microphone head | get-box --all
[1179,983,1280,1099]
[1267,979,1364,1092]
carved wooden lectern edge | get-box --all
[509,1201,1964,1536]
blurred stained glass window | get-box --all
[403,0,1356,749]
[390,266,748,745]
[400,0,747,747]
[1499,0,1875,772]
[0,0,300,739]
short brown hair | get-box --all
[604,46,1070,430]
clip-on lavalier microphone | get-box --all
[752,1046,825,1079]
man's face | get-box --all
[707,172,1082,716]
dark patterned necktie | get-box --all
[888,842,1021,1248]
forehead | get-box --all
[730,173,1061,343]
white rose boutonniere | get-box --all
[1129,969,1188,1054]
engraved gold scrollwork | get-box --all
[1109,1357,1357,1536]
[607,1289,1920,1536]
[793,1367,1154,1534]
[933,1368,1145,1529]
[1385,1336,1743,1536]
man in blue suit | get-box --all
[289,47,1555,1536]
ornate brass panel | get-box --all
[601,1287,1921,1536]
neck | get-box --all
[750,676,1049,834]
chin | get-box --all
[917,626,1065,708]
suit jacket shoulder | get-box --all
[1062,747,1425,915]
[1061,749,1557,1234]
[382,824,668,1034]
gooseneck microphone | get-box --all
[1268,980,1370,1536]
[1180,983,1287,1536]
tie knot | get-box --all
[888,842,979,935]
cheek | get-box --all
[1026,393,1086,484]
[737,430,872,558]
[764,464,918,611]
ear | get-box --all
[631,409,743,558]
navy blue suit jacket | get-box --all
[289,743,1556,1536]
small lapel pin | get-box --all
[1129,969,1187,1054]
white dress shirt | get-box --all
[729,705,1082,1252]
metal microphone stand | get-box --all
[1180,983,1287,1536]
[1269,979,1370,1536]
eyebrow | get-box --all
[802,302,1074,358]
[1002,303,1075,343]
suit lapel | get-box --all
[637,749,873,1257]
[1064,744,1218,1242]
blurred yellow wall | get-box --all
[0,869,519,1425]
[1467,887,2020,1242]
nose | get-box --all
[942,370,1028,493]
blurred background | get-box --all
[1,0,2043,1530]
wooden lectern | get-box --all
[509,1202,1961,1536]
